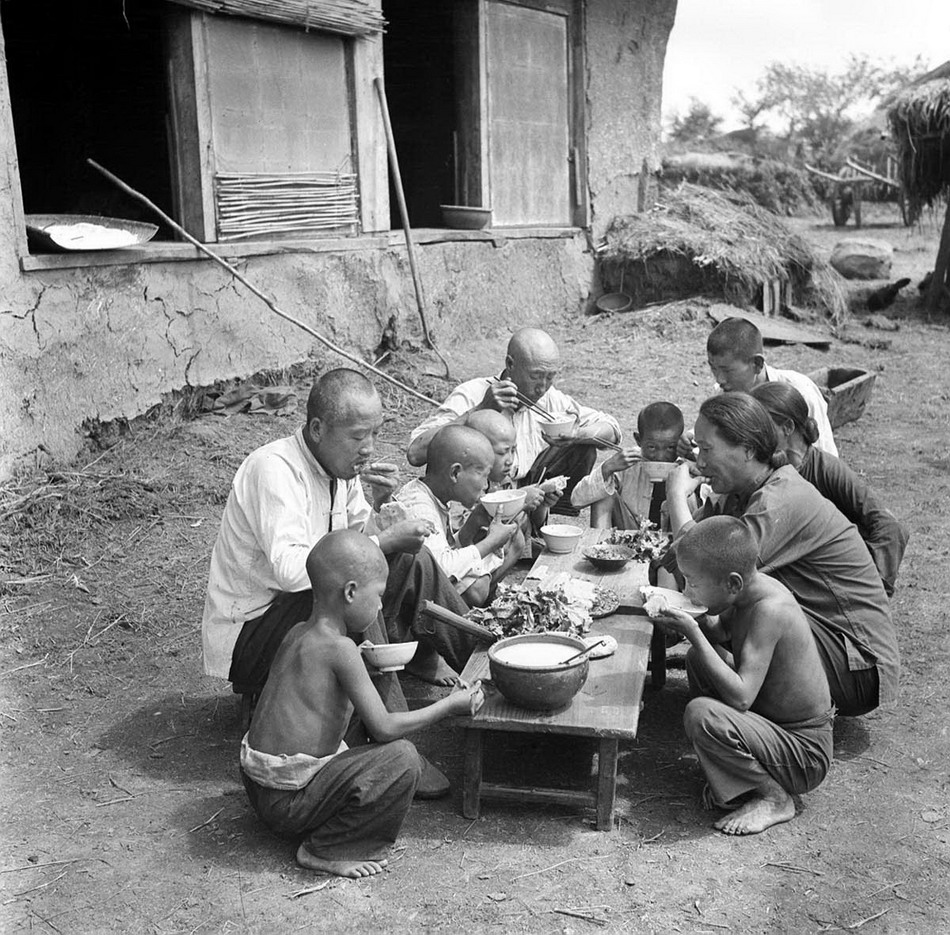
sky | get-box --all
[662,0,950,132]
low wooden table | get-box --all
[454,528,661,830]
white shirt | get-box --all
[763,365,838,457]
[201,428,373,678]
[409,376,621,480]
[394,478,501,593]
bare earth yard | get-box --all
[1,207,949,934]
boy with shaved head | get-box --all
[396,425,523,608]
[242,530,483,879]
[646,517,834,836]
[407,327,621,515]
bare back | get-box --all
[727,575,832,723]
[247,622,355,757]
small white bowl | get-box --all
[481,488,527,520]
[540,524,584,554]
[359,640,418,672]
[640,460,676,483]
[539,417,577,440]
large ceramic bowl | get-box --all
[488,633,589,711]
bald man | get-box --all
[408,328,621,516]
[202,368,478,795]
[395,426,523,610]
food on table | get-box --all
[589,586,620,618]
[468,573,601,639]
[586,544,633,562]
[606,520,672,562]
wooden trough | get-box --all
[808,367,876,429]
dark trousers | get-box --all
[241,739,422,861]
[229,547,474,696]
[521,443,598,516]
[684,649,834,806]
[808,619,880,717]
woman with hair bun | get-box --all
[665,393,899,718]
[750,382,908,597]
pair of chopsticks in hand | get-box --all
[489,378,624,453]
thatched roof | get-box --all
[887,73,950,214]
[599,184,847,322]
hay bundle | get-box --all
[887,78,950,219]
[598,184,847,322]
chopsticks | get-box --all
[489,377,558,423]
[489,378,625,452]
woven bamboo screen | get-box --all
[164,0,385,37]
[214,172,359,240]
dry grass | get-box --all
[888,77,950,217]
[599,184,848,322]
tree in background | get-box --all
[668,97,724,146]
[733,53,929,163]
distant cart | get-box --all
[805,160,909,228]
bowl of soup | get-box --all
[539,417,577,441]
[488,633,589,711]
[360,640,418,672]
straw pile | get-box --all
[599,184,847,322]
[165,0,385,37]
[887,77,950,219]
[214,172,358,240]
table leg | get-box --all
[650,624,667,689]
[462,729,483,819]
[596,739,619,831]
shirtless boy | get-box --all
[395,426,523,607]
[646,516,834,835]
[241,530,483,878]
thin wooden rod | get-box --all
[374,78,451,379]
[86,159,441,408]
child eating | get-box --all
[571,401,686,530]
[646,517,834,835]
[395,425,523,607]
[241,530,483,878]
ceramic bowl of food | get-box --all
[639,460,676,483]
[539,417,577,440]
[480,488,527,520]
[639,586,706,618]
[582,543,636,571]
[488,633,589,711]
[540,524,584,553]
[359,640,418,672]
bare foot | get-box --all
[714,791,795,835]
[405,647,459,686]
[296,843,388,878]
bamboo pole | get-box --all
[86,159,441,408]
[374,77,451,379]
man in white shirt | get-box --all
[407,328,621,515]
[202,369,477,707]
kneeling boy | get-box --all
[241,530,483,878]
[647,517,834,835]
[396,425,523,607]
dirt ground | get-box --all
[2,204,949,934]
